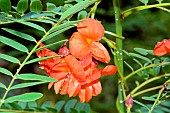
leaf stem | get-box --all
[133,85,162,97]
[129,74,170,97]
[125,62,170,80]
[148,87,164,113]
[122,3,170,18]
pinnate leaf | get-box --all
[0,67,13,76]
[0,82,6,89]
[19,21,46,33]
[58,0,97,23]
[129,53,151,63]
[139,0,149,5]
[25,56,60,65]
[10,81,47,90]
[30,0,42,14]
[0,36,28,52]
[17,74,57,82]
[46,2,56,11]
[42,26,74,42]
[64,99,77,113]
[2,28,36,42]
[55,100,65,112]
[0,53,20,64]
[17,0,28,14]
[49,20,83,34]
[5,92,43,103]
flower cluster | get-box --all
[153,39,170,56]
[37,18,117,102]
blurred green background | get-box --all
[0,0,170,113]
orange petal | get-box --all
[92,80,102,96]
[86,70,101,83]
[90,42,110,63]
[154,40,167,56]
[77,18,104,41]
[50,72,68,80]
[69,32,90,59]
[54,80,64,94]
[73,84,81,97]
[85,86,93,102]
[60,78,69,95]
[80,54,92,68]
[165,39,170,50]
[68,75,80,97]
[48,82,54,90]
[79,88,86,103]
[65,55,86,81]
[101,65,117,76]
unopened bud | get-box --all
[125,95,134,109]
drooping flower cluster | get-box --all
[153,39,170,56]
[37,18,117,102]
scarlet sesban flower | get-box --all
[37,18,117,103]
[153,39,170,56]
[69,18,110,63]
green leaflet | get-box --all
[17,73,57,82]
[17,0,28,14]
[0,53,20,64]
[0,0,11,13]
[19,21,46,33]
[0,67,13,77]
[30,0,42,14]
[0,36,28,52]
[49,20,83,34]
[139,0,149,5]
[128,53,151,63]
[58,0,97,23]
[41,26,74,42]
[5,92,43,103]
[64,99,77,113]
[2,28,36,42]
[25,56,60,65]
[35,39,67,52]
[0,82,7,89]
[10,81,47,90]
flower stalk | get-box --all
[112,0,126,112]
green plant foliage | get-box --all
[18,21,46,33]
[0,0,11,13]
[2,28,36,42]
[25,56,60,65]
[77,11,88,20]
[17,74,57,82]
[17,0,28,14]
[139,0,149,5]
[0,54,20,64]
[5,92,43,103]
[0,82,6,89]
[58,0,97,23]
[10,82,47,90]
[0,67,13,77]
[0,36,28,52]
[30,0,43,14]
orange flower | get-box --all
[69,18,110,63]
[154,39,170,56]
[77,18,104,42]
[69,31,110,63]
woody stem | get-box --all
[113,0,126,112]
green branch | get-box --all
[122,3,170,18]
[133,85,162,97]
[129,74,170,97]
[125,62,170,80]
